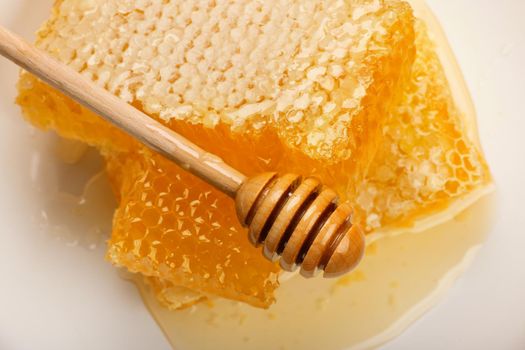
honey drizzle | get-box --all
[136,194,495,350]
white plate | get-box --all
[1,1,524,349]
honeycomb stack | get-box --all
[17,0,492,309]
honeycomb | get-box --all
[19,0,415,186]
[357,20,492,231]
[104,150,280,307]
[15,0,492,309]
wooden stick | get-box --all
[0,25,246,197]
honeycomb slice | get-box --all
[18,0,416,186]
[104,150,280,307]
[356,20,492,232]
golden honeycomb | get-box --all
[16,0,492,309]
[19,0,415,185]
[104,150,280,307]
[356,20,492,232]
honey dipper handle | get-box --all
[0,25,246,196]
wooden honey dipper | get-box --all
[0,25,365,278]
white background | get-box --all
[1,1,524,349]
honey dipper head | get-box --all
[235,173,365,278]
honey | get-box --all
[30,135,495,349]
[136,194,495,350]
